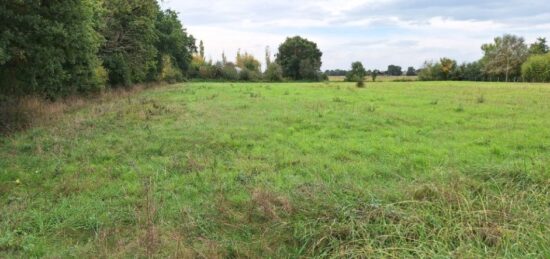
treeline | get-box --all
[0,1,325,100]
[189,36,325,82]
[419,35,550,82]
[0,0,197,99]
[326,65,418,78]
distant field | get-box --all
[329,75,418,82]
[1,81,549,257]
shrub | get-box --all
[198,66,211,79]
[104,53,132,87]
[159,55,183,83]
[522,53,550,82]
[222,63,239,81]
[236,51,261,72]
[265,63,283,82]
[239,68,252,81]
[345,62,367,82]
[209,62,224,79]
[356,80,365,88]
[276,36,323,80]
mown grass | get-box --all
[1,81,549,258]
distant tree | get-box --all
[265,46,272,67]
[522,53,550,82]
[406,67,416,76]
[275,36,322,80]
[418,58,458,81]
[325,69,348,76]
[264,63,283,82]
[199,40,205,59]
[418,61,438,81]
[236,50,261,72]
[221,51,227,65]
[387,65,403,76]
[238,68,261,81]
[460,61,485,81]
[372,69,380,82]
[482,34,529,82]
[529,37,549,55]
[345,62,367,82]
[439,58,458,80]
[209,62,224,79]
[222,62,239,80]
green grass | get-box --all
[1,81,549,258]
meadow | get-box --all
[1,81,549,258]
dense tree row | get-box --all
[189,36,325,82]
[419,35,550,82]
[0,0,197,99]
[328,65,418,81]
[3,2,547,102]
[0,2,325,100]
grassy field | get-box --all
[1,81,549,258]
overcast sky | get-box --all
[160,0,550,70]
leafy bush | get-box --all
[276,36,323,80]
[159,55,183,83]
[222,63,239,81]
[209,62,224,79]
[236,51,262,72]
[522,54,550,82]
[239,68,252,81]
[198,66,211,79]
[238,68,261,81]
[265,63,284,82]
[345,62,367,82]
[418,58,460,81]
[104,53,132,86]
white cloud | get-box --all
[161,0,550,70]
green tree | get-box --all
[439,58,457,80]
[0,0,104,98]
[529,37,549,55]
[345,62,367,82]
[372,70,380,82]
[264,63,283,82]
[482,34,529,82]
[222,62,239,80]
[155,9,195,81]
[236,51,261,72]
[387,65,402,76]
[100,0,160,86]
[199,40,205,59]
[460,61,485,81]
[522,53,550,82]
[406,67,416,76]
[275,36,322,80]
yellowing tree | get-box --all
[236,50,261,72]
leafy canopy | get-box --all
[275,36,322,80]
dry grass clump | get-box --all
[0,83,162,134]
